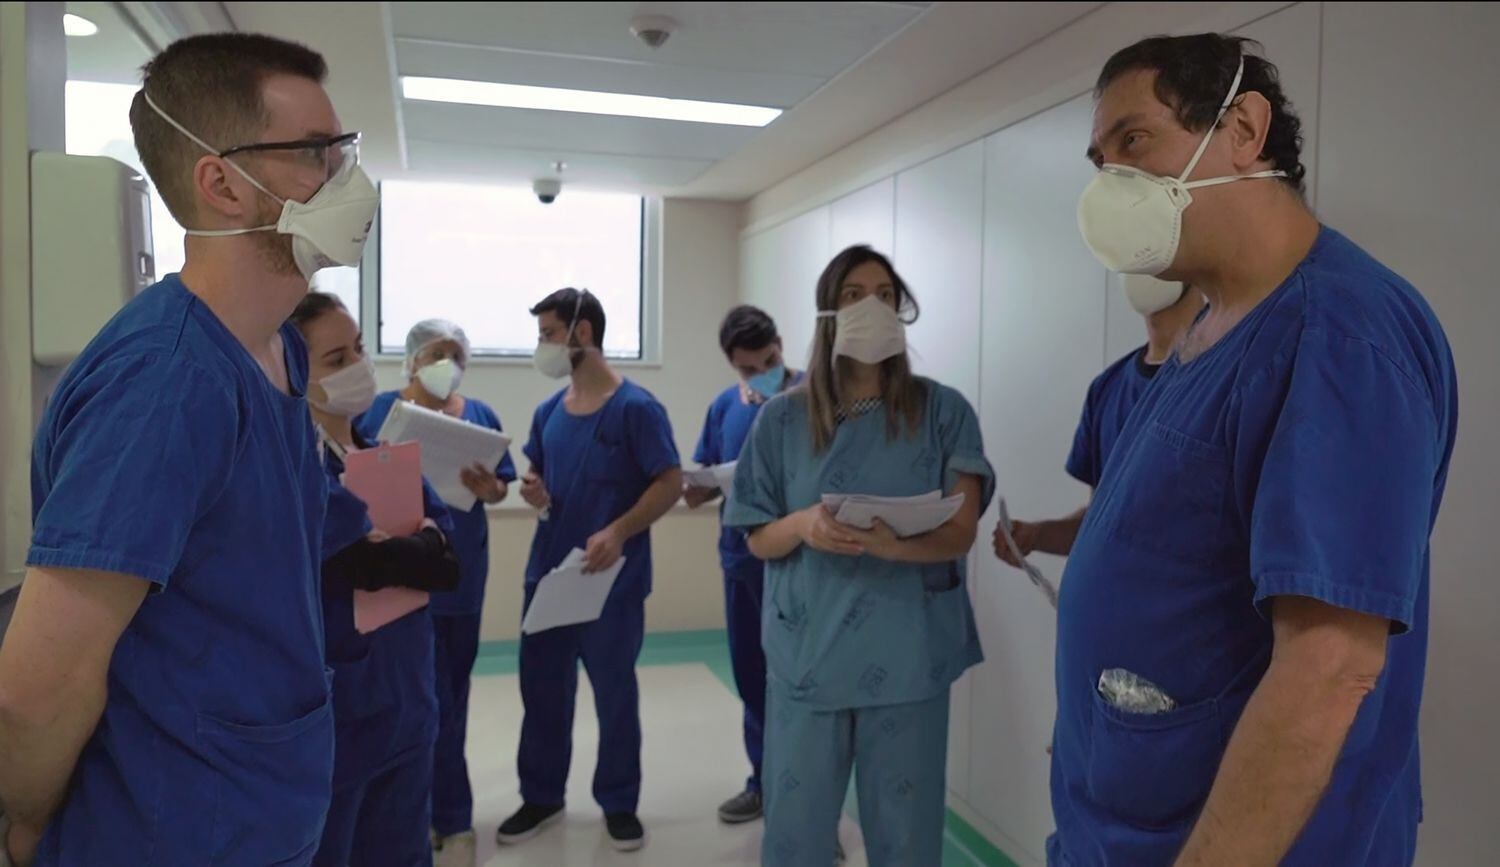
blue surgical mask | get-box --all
[746,364,787,400]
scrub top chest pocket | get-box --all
[1101,420,1233,568]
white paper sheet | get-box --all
[996,497,1059,609]
[818,490,964,538]
[684,461,738,495]
[374,399,512,510]
[521,549,627,635]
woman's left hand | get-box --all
[843,517,903,561]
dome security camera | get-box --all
[533,178,562,204]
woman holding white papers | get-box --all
[357,318,518,865]
[725,246,993,867]
[291,294,461,867]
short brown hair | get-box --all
[130,33,327,223]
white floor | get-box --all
[466,664,869,866]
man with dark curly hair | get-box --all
[1052,33,1456,867]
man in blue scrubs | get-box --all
[685,306,802,824]
[499,289,682,852]
[995,277,1201,564]
[357,319,518,867]
[0,34,376,866]
[1053,35,1457,866]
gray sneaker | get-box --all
[716,789,764,824]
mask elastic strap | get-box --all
[1177,56,1246,185]
[1182,169,1287,190]
[143,88,287,209]
[564,290,586,345]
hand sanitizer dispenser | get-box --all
[30,152,156,365]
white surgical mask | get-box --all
[534,292,585,380]
[1077,57,1287,275]
[144,91,379,281]
[416,358,462,400]
[312,354,376,417]
[1121,274,1187,316]
[819,295,907,365]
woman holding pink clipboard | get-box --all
[291,293,461,867]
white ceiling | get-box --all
[71,1,1103,201]
[64,2,154,84]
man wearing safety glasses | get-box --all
[0,33,377,867]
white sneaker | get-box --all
[434,829,477,867]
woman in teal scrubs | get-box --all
[726,245,993,867]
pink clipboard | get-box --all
[341,441,430,633]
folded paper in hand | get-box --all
[521,548,627,635]
[996,497,1059,609]
[820,489,964,538]
[684,461,737,493]
[375,399,512,511]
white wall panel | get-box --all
[969,94,1104,863]
[829,177,895,258]
[1316,4,1500,863]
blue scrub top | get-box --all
[693,375,805,580]
[1050,227,1457,866]
[320,441,453,790]
[725,379,994,711]
[358,392,518,615]
[28,277,333,866]
[1065,346,1158,488]
[522,380,679,602]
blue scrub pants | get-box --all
[313,745,435,867]
[431,612,482,836]
[517,590,646,814]
[762,686,950,867]
[725,569,767,794]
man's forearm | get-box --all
[0,674,106,831]
[1036,507,1088,556]
[611,469,684,539]
[1174,661,1364,865]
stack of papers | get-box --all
[996,497,1059,609]
[375,399,512,511]
[820,490,964,538]
[521,549,627,635]
[683,461,738,493]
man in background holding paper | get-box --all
[684,306,803,826]
[501,289,681,853]
[357,318,517,866]
[993,276,1200,571]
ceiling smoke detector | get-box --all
[630,14,677,50]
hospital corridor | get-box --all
[1,3,1498,867]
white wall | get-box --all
[1313,5,1500,863]
[369,197,744,642]
[738,3,1500,863]
[0,2,64,594]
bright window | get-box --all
[378,181,644,358]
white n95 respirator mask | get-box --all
[1076,56,1286,276]
[312,355,377,417]
[416,358,463,400]
[1121,274,1187,316]
[819,295,907,365]
[143,90,379,281]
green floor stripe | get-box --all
[475,629,1019,867]
[945,810,1021,867]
